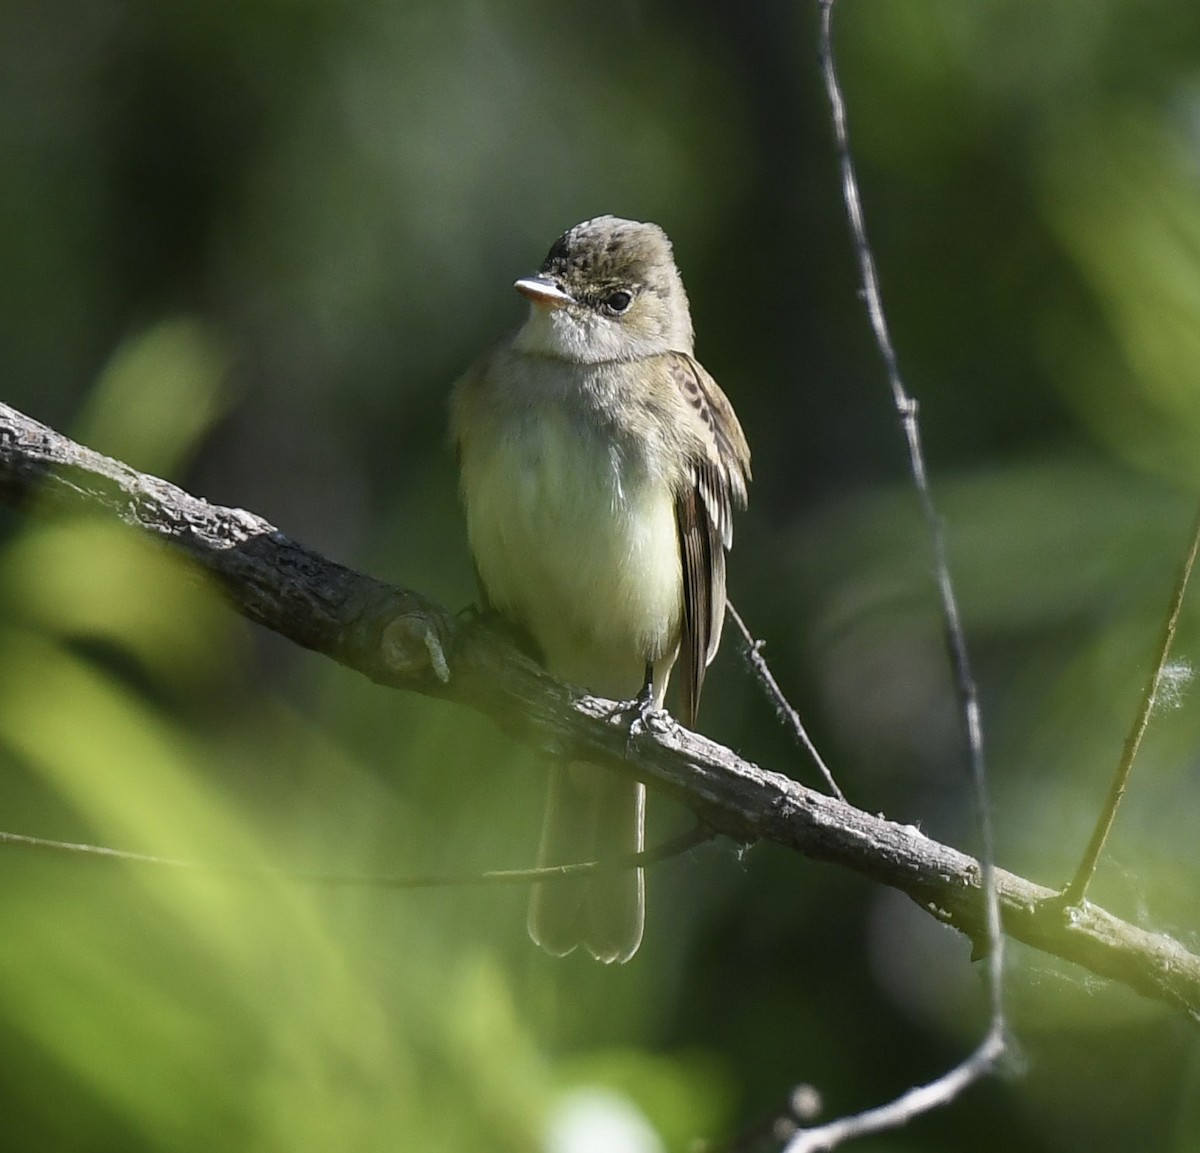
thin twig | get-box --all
[1063,500,1200,905]
[821,0,1001,999]
[0,825,714,890]
[790,0,1007,1145]
[728,602,846,801]
[784,1027,1006,1153]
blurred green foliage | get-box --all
[2,0,1200,1150]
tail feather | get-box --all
[527,763,645,964]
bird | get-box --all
[451,215,750,962]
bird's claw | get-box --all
[605,687,673,750]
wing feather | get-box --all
[669,355,751,726]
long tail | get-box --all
[526,763,645,964]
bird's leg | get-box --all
[633,662,658,719]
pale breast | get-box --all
[461,389,682,699]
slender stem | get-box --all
[1063,500,1200,905]
[727,601,846,801]
[0,824,713,890]
[789,2,1008,1146]
[784,1026,1007,1153]
[817,0,1002,1000]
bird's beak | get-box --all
[514,275,573,309]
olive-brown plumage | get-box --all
[451,216,749,962]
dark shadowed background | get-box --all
[2,1,1199,1149]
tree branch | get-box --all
[1,400,1198,1020]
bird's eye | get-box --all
[603,289,633,314]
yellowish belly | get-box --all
[462,411,682,699]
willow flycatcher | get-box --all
[451,216,750,962]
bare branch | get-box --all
[1,399,1199,1020]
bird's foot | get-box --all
[604,684,674,749]
[631,680,673,737]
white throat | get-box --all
[512,305,667,364]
